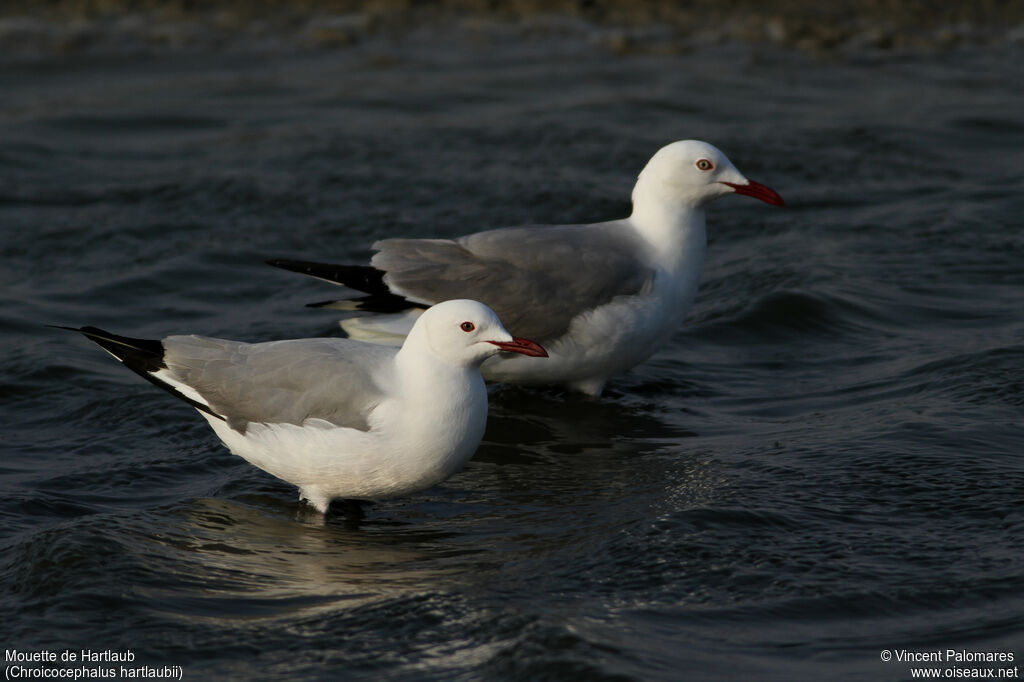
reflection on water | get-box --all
[135,498,454,623]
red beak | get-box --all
[722,179,785,206]
[489,337,548,358]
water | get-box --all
[2,33,1023,681]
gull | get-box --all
[57,299,547,514]
[268,140,784,396]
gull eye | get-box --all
[695,158,714,171]
[460,321,475,332]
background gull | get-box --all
[269,140,784,396]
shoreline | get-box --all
[2,1,1023,61]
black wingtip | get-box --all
[265,258,350,279]
[266,258,385,291]
[304,295,429,313]
[267,258,428,313]
[53,324,227,422]
[53,324,166,371]
[306,299,340,309]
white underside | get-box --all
[202,408,482,514]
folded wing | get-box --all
[373,221,654,340]
[161,335,396,433]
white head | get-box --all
[632,140,784,214]
[404,299,548,368]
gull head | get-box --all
[632,140,784,212]
[409,299,548,367]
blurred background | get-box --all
[2,0,1023,57]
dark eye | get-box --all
[460,321,475,332]
[696,158,714,171]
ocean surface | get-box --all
[2,29,1022,681]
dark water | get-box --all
[2,36,1023,681]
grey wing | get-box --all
[161,335,396,433]
[372,220,654,340]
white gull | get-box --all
[269,140,784,396]
[59,299,547,514]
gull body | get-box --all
[61,300,546,513]
[269,140,784,396]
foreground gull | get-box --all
[269,140,784,396]
[59,299,547,514]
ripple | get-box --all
[2,36,1023,682]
